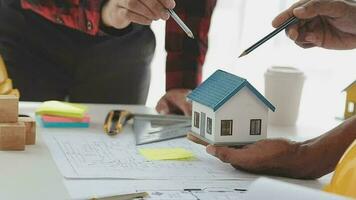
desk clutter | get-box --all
[0,95,36,151]
[36,101,90,128]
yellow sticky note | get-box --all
[139,148,195,161]
[36,100,88,118]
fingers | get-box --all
[104,0,176,28]
[272,0,308,28]
[156,98,170,115]
[139,0,168,20]
[293,0,347,19]
[291,19,324,48]
[140,0,175,20]
[273,0,347,28]
[122,0,155,20]
[113,7,152,26]
[170,89,192,116]
[206,145,247,164]
[176,101,192,116]
[187,133,209,146]
[159,0,176,9]
[156,89,192,116]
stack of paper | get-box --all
[36,101,90,128]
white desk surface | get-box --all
[0,102,340,200]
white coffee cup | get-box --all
[265,66,305,126]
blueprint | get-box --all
[44,131,256,180]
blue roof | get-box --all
[187,70,275,112]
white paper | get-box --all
[65,177,345,200]
[44,131,256,180]
[245,178,349,200]
[143,189,246,200]
[64,179,251,200]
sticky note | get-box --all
[139,148,195,161]
[39,117,89,128]
[42,115,90,123]
[36,101,87,118]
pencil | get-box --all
[239,16,299,58]
[168,9,194,39]
[90,192,148,200]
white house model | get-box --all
[187,70,276,146]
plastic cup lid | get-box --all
[265,66,305,78]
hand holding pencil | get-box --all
[101,0,194,38]
[272,0,356,50]
[101,0,174,28]
[239,16,298,58]
[240,0,356,57]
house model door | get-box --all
[200,112,206,137]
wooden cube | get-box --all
[19,117,36,145]
[0,95,18,123]
[0,122,25,151]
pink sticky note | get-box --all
[42,115,90,123]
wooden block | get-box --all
[18,117,36,145]
[0,95,18,123]
[0,122,25,151]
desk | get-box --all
[0,102,338,200]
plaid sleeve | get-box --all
[165,0,217,91]
[21,0,104,35]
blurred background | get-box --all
[147,0,356,134]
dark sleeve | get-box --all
[165,0,217,90]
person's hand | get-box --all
[273,0,356,49]
[156,89,192,116]
[187,133,321,179]
[101,0,175,29]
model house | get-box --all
[343,80,356,119]
[187,70,275,145]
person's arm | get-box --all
[155,0,217,115]
[22,0,175,35]
[188,116,356,179]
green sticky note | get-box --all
[36,100,88,118]
[139,148,195,161]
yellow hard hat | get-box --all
[324,139,356,198]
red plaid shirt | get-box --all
[21,0,217,90]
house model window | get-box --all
[207,117,212,134]
[250,119,262,135]
[343,80,356,119]
[194,112,200,128]
[348,102,355,114]
[221,120,233,136]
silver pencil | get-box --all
[168,9,194,39]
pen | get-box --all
[239,16,299,58]
[168,9,194,39]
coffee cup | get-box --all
[265,66,305,126]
